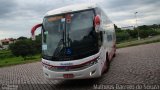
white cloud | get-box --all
[0,0,160,39]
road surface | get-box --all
[0,42,160,90]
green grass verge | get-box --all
[117,35,160,48]
[0,54,41,67]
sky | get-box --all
[0,0,160,39]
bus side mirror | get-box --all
[94,15,101,32]
[31,23,42,40]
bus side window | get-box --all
[98,31,103,46]
[107,34,112,41]
[100,31,103,42]
[113,33,116,41]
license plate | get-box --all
[63,74,74,78]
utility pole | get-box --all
[135,12,140,40]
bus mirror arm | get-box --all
[31,23,42,40]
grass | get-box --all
[117,35,160,48]
[0,54,41,67]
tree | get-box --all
[114,24,118,30]
[17,36,27,40]
[34,34,42,53]
[138,25,158,38]
[9,39,37,60]
[116,30,130,43]
[126,30,138,38]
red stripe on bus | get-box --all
[42,56,99,68]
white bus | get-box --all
[31,3,116,80]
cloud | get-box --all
[99,0,160,27]
[0,0,160,39]
[0,0,17,19]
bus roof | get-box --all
[45,3,98,16]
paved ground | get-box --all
[0,42,160,90]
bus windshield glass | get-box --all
[42,9,99,61]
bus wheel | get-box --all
[113,53,116,57]
[104,53,110,73]
[113,47,116,58]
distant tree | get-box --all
[126,30,138,38]
[138,25,158,38]
[138,25,149,30]
[9,39,37,60]
[115,24,160,43]
[151,24,158,31]
[116,30,130,43]
[114,24,118,30]
[33,34,42,53]
[17,36,27,40]
[9,34,42,60]
[114,24,122,31]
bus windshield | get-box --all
[42,9,99,61]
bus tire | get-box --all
[104,53,110,73]
[113,46,116,58]
[113,53,116,57]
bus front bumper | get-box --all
[43,63,101,80]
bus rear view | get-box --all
[31,4,116,80]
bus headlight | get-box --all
[42,62,58,70]
[85,56,99,67]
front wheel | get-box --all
[113,45,116,58]
[104,53,110,73]
[113,53,116,57]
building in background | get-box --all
[0,38,16,50]
[121,26,134,30]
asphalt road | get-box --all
[0,42,160,90]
